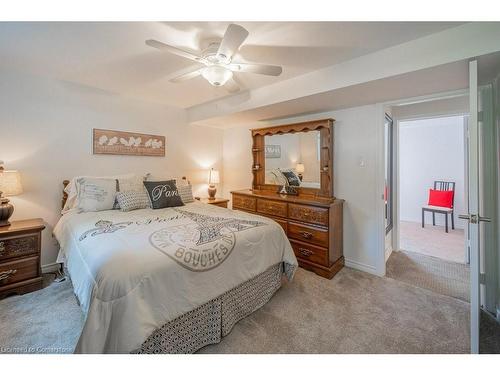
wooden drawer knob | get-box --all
[0,269,17,282]
[298,248,313,257]
[299,231,313,239]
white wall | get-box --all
[399,116,466,228]
[0,70,223,267]
[222,104,382,275]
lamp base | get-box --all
[0,199,14,227]
[208,185,217,200]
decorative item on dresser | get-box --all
[232,118,344,279]
[0,218,45,299]
[195,197,229,208]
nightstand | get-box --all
[196,197,230,208]
[0,218,45,299]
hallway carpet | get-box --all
[0,267,469,354]
[386,250,470,302]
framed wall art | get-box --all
[93,129,165,157]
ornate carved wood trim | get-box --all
[251,118,335,198]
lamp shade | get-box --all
[296,163,305,174]
[0,170,23,196]
[208,169,220,184]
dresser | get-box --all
[231,190,344,279]
[0,219,45,299]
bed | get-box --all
[53,182,297,354]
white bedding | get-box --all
[53,202,297,353]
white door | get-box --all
[463,59,496,354]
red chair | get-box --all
[422,181,455,233]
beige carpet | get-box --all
[400,220,465,263]
[386,250,469,302]
[0,267,470,354]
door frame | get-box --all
[375,89,469,276]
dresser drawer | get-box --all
[288,203,329,226]
[232,195,257,212]
[290,240,329,267]
[0,234,39,261]
[288,222,328,247]
[0,256,39,286]
[257,199,287,218]
[257,214,287,233]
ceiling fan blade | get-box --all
[169,67,202,83]
[146,39,205,63]
[224,78,240,93]
[217,24,249,62]
[229,63,283,76]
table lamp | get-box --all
[0,162,23,227]
[208,168,220,200]
[296,163,305,181]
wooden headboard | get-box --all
[61,176,189,209]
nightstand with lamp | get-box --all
[0,162,45,298]
[194,168,229,208]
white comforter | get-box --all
[53,202,297,353]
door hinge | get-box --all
[480,272,486,285]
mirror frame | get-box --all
[251,118,335,198]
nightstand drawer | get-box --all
[0,233,39,261]
[0,256,39,286]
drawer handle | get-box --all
[298,248,313,257]
[0,269,17,282]
[299,231,313,239]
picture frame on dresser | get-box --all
[232,118,344,279]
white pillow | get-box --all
[62,173,137,213]
[76,177,118,212]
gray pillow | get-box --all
[143,180,184,209]
[116,191,151,212]
[178,184,194,204]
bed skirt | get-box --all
[132,262,288,354]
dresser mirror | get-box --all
[252,119,334,198]
[264,131,321,189]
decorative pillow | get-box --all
[143,180,184,209]
[178,184,194,204]
[116,191,151,212]
[76,177,118,212]
[63,173,136,213]
[428,189,454,208]
[280,170,301,186]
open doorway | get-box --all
[384,95,471,302]
[398,115,468,264]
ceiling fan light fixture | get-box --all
[201,65,233,86]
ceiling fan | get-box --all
[145,24,283,93]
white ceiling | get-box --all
[0,22,464,108]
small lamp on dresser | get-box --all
[0,162,23,227]
[296,163,305,181]
[208,168,220,200]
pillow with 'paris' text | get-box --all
[143,180,184,209]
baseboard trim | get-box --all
[344,258,378,275]
[41,262,60,273]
